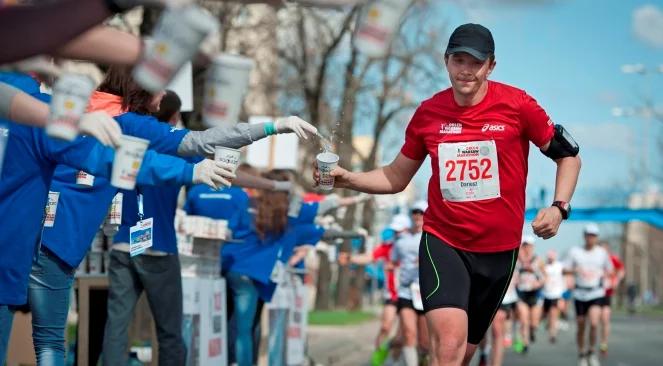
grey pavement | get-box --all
[307,313,663,366]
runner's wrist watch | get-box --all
[551,201,571,220]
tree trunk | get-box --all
[314,250,332,310]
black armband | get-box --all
[542,124,579,160]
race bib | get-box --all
[578,268,602,288]
[44,191,60,227]
[439,140,500,202]
[129,218,153,256]
[410,283,423,311]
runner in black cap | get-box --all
[314,23,581,365]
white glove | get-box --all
[354,193,371,203]
[79,111,123,148]
[193,159,236,189]
[273,180,293,192]
[274,116,318,140]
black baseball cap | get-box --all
[445,23,495,61]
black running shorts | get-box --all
[418,232,518,344]
[396,297,425,315]
[543,298,559,313]
[574,298,603,317]
[600,294,612,307]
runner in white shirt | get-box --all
[542,250,565,343]
[564,224,613,366]
[390,201,428,366]
[489,272,519,366]
[515,235,546,353]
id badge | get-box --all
[43,191,60,227]
[129,218,154,257]
[270,260,286,284]
[410,283,424,311]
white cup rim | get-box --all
[214,146,241,153]
[317,152,339,164]
[212,54,255,70]
[121,135,150,146]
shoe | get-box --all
[522,345,529,355]
[587,352,601,366]
[577,355,589,366]
[503,335,513,348]
[513,339,524,353]
[599,343,608,356]
[549,336,557,344]
[371,341,390,366]
[530,327,536,343]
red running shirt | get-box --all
[401,81,554,252]
[606,254,624,296]
[373,243,397,301]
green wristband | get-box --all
[264,122,277,136]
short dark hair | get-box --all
[154,90,182,122]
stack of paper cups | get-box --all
[214,146,241,173]
[133,5,219,92]
[203,54,255,127]
[111,135,150,190]
[316,152,339,191]
[46,73,95,141]
[106,192,124,225]
[354,0,410,58]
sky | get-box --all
[364,0,663,256]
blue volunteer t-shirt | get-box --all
[0,73,191,305]
[41,113,189,268]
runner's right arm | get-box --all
[316,153,423,194]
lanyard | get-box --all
[137,190,144,221]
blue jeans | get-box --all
[28,246,75,366]
[226,272,259,366]
[0,304,15,363]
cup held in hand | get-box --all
[132,5,219,92]
[46,73,95,141]
[214,146,241,173]
[316,152,339,191]
[111,135,150,190]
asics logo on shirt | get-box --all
[481,124,505,132]
[440,122,462,134]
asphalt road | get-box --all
[307,312,663,366]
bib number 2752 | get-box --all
[439,140,500,202]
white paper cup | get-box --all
[316,152,339,191]
[354,0,410,58]
[132,5,219,92]
[106,192,124,225]
[46,73,95,141]
[111,135,150,190]
[76,171,95,187]
[203,54,255,127]
[214,146,241,173]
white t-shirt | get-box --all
[543,261,565,299]
[502,272,519,305]
[565,246,613,301]
[391,231,422,300]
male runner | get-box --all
[542,249,566,343]
[314,23,581,365]
[565,224,612,366]
[598,240,624,355]
[515,236,545,353]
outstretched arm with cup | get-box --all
[177,116,317,157]
[314,152,423,194]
